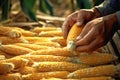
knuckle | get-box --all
[83,40,90,45]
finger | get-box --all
[76,27,96,46]
[76,37,102,52]
[76,22,92,40]
[76,11,85,27]
[62,12,78,39]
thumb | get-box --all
[76,13,84,27]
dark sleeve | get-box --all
[96,0,120,26]
[116,11,120,27]
[95,0,120,16]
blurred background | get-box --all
[0,0,104,28]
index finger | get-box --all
[62,12,78,39]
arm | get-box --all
[95,0,120,16]
[95,0,120,28]
[75,13,118,52]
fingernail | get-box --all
[76,36,81,40]
[76,22,82,26]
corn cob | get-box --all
[31,27,60,33]
[12,26,37,37]
[74,52,118,65]
[35,42,61,48]
[0,44,33,55]
[0,50,13,58]
[0,73,22,80]
[0,57,29,69]
[19,66,38,74]
[0,26,21,38]
[50,37,67,46]
[19,30,37,37]
[14,43,52,50]
[0,36,28,44]
[80,76,115,80]
[0,55,5,60]
[30,47,75,57]
[17,55,72,65]
[67,23,84,51]
[0,63,14,74]
[67,64,120,78]
[32,62,89,72]
[24,37,51,43]
[10,27,25,31]
[10,27,37,37]
[38,31,62,37]
[22,71,69,80]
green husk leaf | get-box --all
[20,0,37,21]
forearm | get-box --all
[103,13,120,31]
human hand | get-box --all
[62,8,101,39]
[75,13,118,52]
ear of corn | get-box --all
[24,37,51,43]
[0,44,33,55]
[38,31,62,37]
[35,42,61,48]
[0,55,6,60]
[14,43,52,50]
[22,71,69,80]
[31,27,60,33]
[67,23,84,51]
[0,63,14,74]
[0,37,28,44]
[0,26,21,38]
[8,30,22,38]
[30,47,74,57]
[18,55,72,65]
[10,27,25,31]
[0,50,13,58]
[67,64,118,78]
[0,26,13,35]
[0,57,29,69]
[32,62,89,72]
[74,52,118,65]
[9,27,37,37]
[19,30,37,37]
[0,73,22,80]
[19,66,37,74]
[80,76,115,80]
[50,37,67,46]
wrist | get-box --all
[92,8,102,18]
[104,13,118,26]
[103,13,118,31]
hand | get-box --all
[75,13,118,52]
[62,8,101,39]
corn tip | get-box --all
[67,41,76,51]
[38,31,45,36]
[8,63,15,70]
[67,73,75,78]
[32,62,39,68]
[20,37,29,43]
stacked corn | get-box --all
[0,25,119,80]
